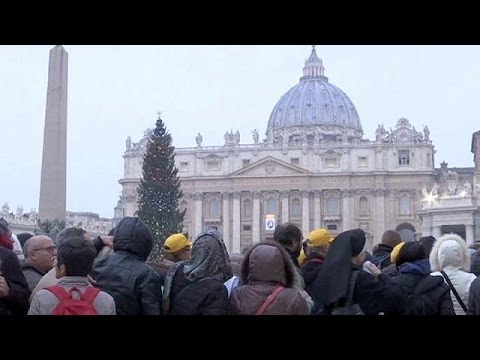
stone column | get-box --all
[222,192,231,252]
[466,224,474,247]
[374,188,386,243]
[194,192,203,237]
[341,189,353,231]
[313,190,321,229]
[280,191,289,224]
[301,190,310,237]
[252,191,261,244]
[232,192,241,253]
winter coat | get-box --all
[470,250,480,276]
[22,263,46,292]
[372,244,394,269]
[301,253,325,296]
[165,262,228,315]
[152,258,175,286]
[228,242,309,315]
[467,276,480,315]
[430,233,476,315]
[349,269,405,315]
[90,217,163,315]
[0,247,30,315]
[392,273,455,315]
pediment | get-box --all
[201,153,223,160]
[230,156,310,177]
[319,149,342,157]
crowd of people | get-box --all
[1,215,480,315]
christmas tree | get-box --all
[137,114,185,262]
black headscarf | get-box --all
[311,228,366,307]
[162,228,232,312]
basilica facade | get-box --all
[118,47,480,253]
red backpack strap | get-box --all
[46,286,72,301]
[82,287,101,303]
[255,286,285,315]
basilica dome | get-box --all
[266,47,362,144]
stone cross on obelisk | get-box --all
[38,45,68,222]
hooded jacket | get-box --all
[91,217,163,315]
[228,242,309,315]
[429,233,476,315]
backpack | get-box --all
[331,270,364,315]
[404,278,437,315]
[46,286,100,315]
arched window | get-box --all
[359,196,368,215]
[180,201,188,218]
[209,199,221,218]
[399,196,412,215]
[291,198,301,217]
[326,197,339,214]
[243,199,252,217]
[267,198,277,214]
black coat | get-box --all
[315,266,406,315]
[167,262,228,315]
[91,217,163,315]
[0,247,30,315]
[392,273,455,315]
[92,251,163,315]
[468,276,480,315]
[372,244,394,269]
[470,250,480,276]
[350,269,406,315]
[301,253,324,296]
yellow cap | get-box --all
[163,233,192,253]
[306,228,333,247]
[390,242,406,265]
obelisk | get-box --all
[38,45,68,222]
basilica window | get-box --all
[326,197,339,215]
[242,159,250,167]
[399,195,412,215]
[291,198,301,217]
[291,158,300,166]
[426,153,431,166]
[398,150,410,166]
[206,160,221,171]
[359,196,369,215]
[324,157,338,168]
[179,162,189,172]
[208,199,221,218]
[358,156,368,168]
[266,198,277,214]
[243,199,252,217]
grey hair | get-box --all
[56,227,87,246]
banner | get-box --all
[265,214,276,231]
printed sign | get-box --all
[265,214,276,231]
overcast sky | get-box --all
[1,45,478,219]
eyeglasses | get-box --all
[32,245,56,253]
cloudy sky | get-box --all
[1,45,479,218]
